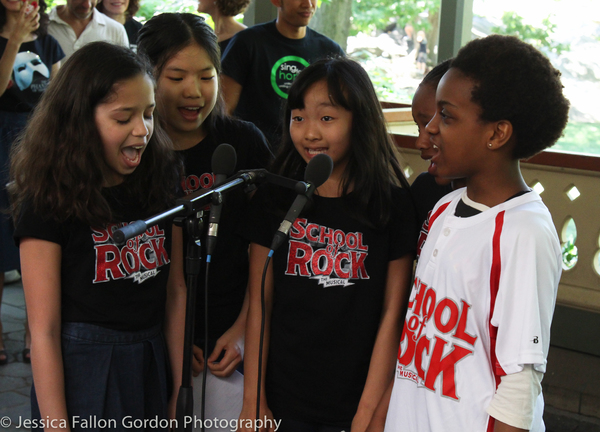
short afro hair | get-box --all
[216,0,251,16]
[451,35,570,160]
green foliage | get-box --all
[554,122,600,156]
[45,0,64,8]
[491,11,569,55]
[351,0,440,35]
[561,239,578,270]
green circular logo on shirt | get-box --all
[271,56,310,99]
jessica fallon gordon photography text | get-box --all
[14,415,283,431]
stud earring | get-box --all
[487,143,493,148]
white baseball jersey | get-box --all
[384,189,561,432]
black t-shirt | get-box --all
[410,172,453,233]
[221,21,345,147]
[14,185,173,331]
[177,116,273,344]
[218,38,231,56]
[0,34,64,112]
[242,184,416,425]
[124,18,143,50]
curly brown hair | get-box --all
[97,0,140,19]
[10,42,179,227]
[216,0,251,17]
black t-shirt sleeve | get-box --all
[388,186,418,260]
[14,202,66,246]
[221,29,253,86]
[239,184,289,249]
[46,34,66,65]
[236,120,274,167]
[410,172,453,232]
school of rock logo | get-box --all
[396,277,477,400]
[182,172,215,195]
[285,218,370,288]
[92,223,169,284]
[271,56,310,99]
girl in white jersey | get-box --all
[369,35,570,432]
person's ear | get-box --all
[270,0,282,8]
[486,120,513,151]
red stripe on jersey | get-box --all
[428,201,451,230]
[489,211,507,386]
[486,211,507,432]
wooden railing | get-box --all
[385,111,600,313]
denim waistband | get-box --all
[61,322,162,344]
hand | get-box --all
[191,344,204,377]
[238,402,275,432]
[10,0,40,44]
[351,408,374,432]
[207,331,244,378]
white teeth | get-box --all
[307,148,326,155]
[183,107,200,111]
[433,144,439,150]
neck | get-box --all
[275,17,307,39]
[167,125,207,151]
[104,11,126,24]
[464,160,528,208]
[315,165,349,198]
[212,14,245,42]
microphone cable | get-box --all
[254,154,333,428]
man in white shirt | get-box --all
[48,0,128,60]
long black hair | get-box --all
[137,13,226,132]
[276,57,410,229]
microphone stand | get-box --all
[112,170,309,432]
[175,210,203,431]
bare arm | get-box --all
[351,254,414,432]
[50,61,61,77]
[0,2,40,95]
[163,226,187,419]
[238,243,275,432]
[206,286,249,377]
[20,238,71,432]
[365,379,394,432]
[220,74,242,115]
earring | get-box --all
[487,143,493,148]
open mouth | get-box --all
[122,145,144,166]
[179,106,201,120]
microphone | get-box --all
[206,143,237,257]
[270,154,333,252]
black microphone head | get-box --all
[212,143,237,178]
[304,153,333,188]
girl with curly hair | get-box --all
[11,41,186,429]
